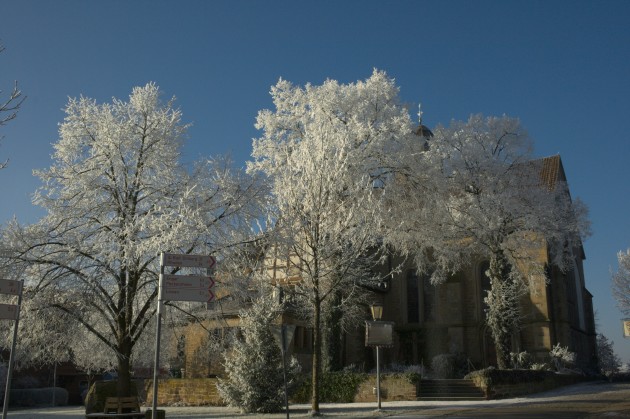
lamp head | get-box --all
[370,302,383,321]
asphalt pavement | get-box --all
[5,380,630,418]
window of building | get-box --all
[423,274,436,322]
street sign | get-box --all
[271,324,296,353]
[623,319,630,338]
[0,279,22,296]
[161,275,215,302]
[0,304,18,321]
[161,253,216,269]
[365,321,395,347]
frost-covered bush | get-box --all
[530,362,551,371]
[550,343,576,370]
[509,351,533,369]
[218,294,300,413]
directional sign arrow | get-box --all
[161,275,215,303]
[162,253,216,269]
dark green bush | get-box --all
[292,371,366,403]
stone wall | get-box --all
[139,375,418,406]
[139,378,222,406]
[353,375,418,402]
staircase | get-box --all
[418,379,486,401]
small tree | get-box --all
[612,249,630,316]
[218,291,300,413]
[597,333,620,378]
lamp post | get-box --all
[370,302,383,410]
[271,285,295,419]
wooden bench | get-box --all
[85,396,146,418]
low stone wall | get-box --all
[136,372,582,405]
[354,375,418,402]
[485,374,583,399]
[466,369,585,399]
[140,375,417,406]
[139,378,223,406]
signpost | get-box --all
[0,280,22,296]
[1,279,23,419]
[161,253,215,270]
[161,275,215,303]
[151,253,216,419]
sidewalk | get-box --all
[4,381,629,418]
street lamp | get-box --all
[270,285,295,419]
[370,302,383,410]
[370,302,383,321]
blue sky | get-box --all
[2,1,630,361]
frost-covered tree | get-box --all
[218,289,300,413]
[0,83,266,396]
[612,249,630,316]
[0,42,25,168]
[597,333,620,378]
[394,114,590,369]
[248,70,417,414]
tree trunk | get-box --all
[324,290,343,372]
[116,339,133,398]
[486,251,518,370]
[311,298,321,416]
[492,324,511,370]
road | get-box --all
[5,380,630,418]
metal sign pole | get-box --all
[151,253,164,419]
[2,284,23,419]
[376,345,381,410]
[281,325,290,419]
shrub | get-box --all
[218,295,301,413]
[530,362,552,371]
[550,343,576,370]
[509,351,533,369]
[292,371,366,403]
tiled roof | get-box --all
[539,155,566,187]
